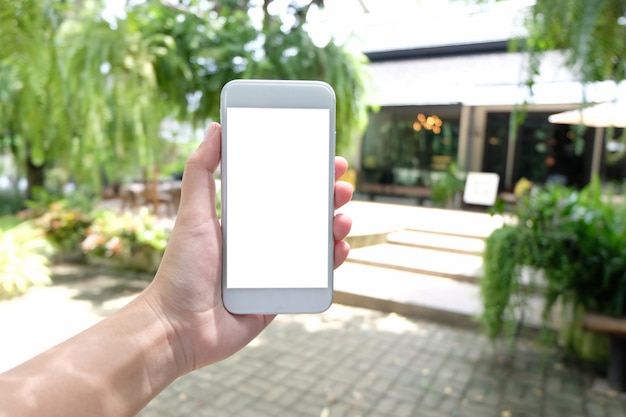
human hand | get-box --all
[0,122,352,417]
[142,123,353,375]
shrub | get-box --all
[82,208,169,273]
[32,201,93,254]
[0,222,53,299]
[480,178,626,359]
[0,188,25,215]
[430,164,465,207]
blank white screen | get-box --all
[225,107,331,288]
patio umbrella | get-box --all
[548,101,626,176]
[548,101,626,128]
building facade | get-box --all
[354,0,626,194]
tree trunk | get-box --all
[26,158,45,200]
[151,166,160,216]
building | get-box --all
[353,0,626,197]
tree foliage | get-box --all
[524,0,626,83]
[0,0,172,192]
[0,0,372,196]
[0,1,71,190]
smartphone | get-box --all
[220,79,336,314]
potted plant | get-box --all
[430,163,465,208]
[479,178,626,361]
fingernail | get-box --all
[205,123,218,140]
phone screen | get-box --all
[224,106,331,289]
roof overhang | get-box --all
[367,50,625,107]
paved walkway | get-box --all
[0,201,625,416]
[0,262,624,416]
[140,305,626,417]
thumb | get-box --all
[176,123,222,224]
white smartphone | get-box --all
[220,79,336,314]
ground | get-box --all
[1,263,625,416]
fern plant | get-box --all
[480,178,626,349]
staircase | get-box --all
[333,201,547,330]
[335,228,486,328]
[348,230,483,284]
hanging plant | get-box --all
[479,178,626,359]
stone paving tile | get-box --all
[2,265,625,417]
[135,305,626,417]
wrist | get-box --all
[0,286,190,417]
[138,286,191,378]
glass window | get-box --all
[516,114,552,185]
[482,113,509,184]
[483,111,593,189]
[361,106,461,186]
[602,128,626,184]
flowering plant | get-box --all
[33,201,93,253]
[82,208,169,272]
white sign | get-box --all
[463,172,500,206]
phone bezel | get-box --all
[220,79,336,314]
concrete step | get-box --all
[386,229,485,255]
[334,201,551,332]
[347,243,483,284]
[340,201,506,240]
[333,262,546,329]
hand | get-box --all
[142,123,353,374]
[0,122,353,417]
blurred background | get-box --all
[2,0,626,205]
[3,0,626,415]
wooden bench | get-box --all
[358,183,432,204]
[498,192,518,206]
[582,313,626,391]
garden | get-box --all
[0,0,374,301]
[0,194,171,300]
